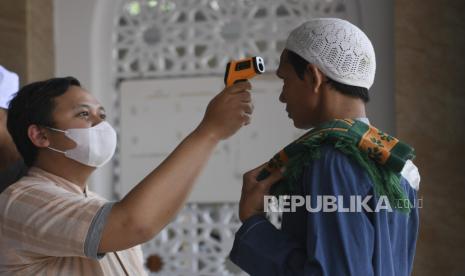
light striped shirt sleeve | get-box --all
[0,181,108,258]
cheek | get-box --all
[284,83,302,105]
[71,118,92,129]
[281,81,295,102]
[48,130,77,150]
[307,93,320,111]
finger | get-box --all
[241,113,251,125]
[254,162,269,172]
[244,162,269,181]
[260,169,283,191]
[228,81,252,94]
[241,103,254,115]
[236,91,252,103]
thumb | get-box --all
[259,169,283,191]
[245,162,268,180]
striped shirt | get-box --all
[0,167,148,275]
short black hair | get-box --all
[7,77,81,166]
[286,50,370,103]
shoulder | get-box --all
[301,145,420,193]
[300,144,373,195]
[318,144,357,165]
[1,174,55,200]
[309,144,370,178]
[0,174,106,218]
[0,175,63,220]
[0,175,61,228]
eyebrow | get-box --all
[73,104,106,113]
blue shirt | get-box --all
[230,145,419,276]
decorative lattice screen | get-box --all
[115,0,350,79]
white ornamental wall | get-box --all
[113,0,359,200]
[54,0,394,274]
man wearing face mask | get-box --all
[0,66,28,192]
[0,76,254,275]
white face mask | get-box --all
[47,121,117,167]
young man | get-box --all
[0,77,253,275]
[231,18,420,275]
[0,66,27,193]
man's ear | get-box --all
[28,125,50,148]
[305,64,325,93]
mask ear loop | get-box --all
[47,146,66,154]
[46,126,66,133]
[45,126,67,154]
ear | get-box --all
[305,64,326,93]
[28,125,50,148]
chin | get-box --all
[292,119,304,129]
[292,119,313,130]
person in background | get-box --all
[0,76,254,275]
[0,65,27,193]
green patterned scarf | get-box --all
[257,119,416,212]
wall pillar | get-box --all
[395,0,465,275]
[0,0,54,85]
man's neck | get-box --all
[316,91,367,125]
[34,154,94,192]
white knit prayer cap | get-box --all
[285,18,376,89]
[0,65,19,109]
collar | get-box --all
[28,167,89,197]
[355,117,370,125]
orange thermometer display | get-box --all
[224,56,265,87]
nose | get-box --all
[91,110,105,127]
[91,118,104,127]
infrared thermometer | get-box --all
[224,56,265,87]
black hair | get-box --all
[286,50,370,103]
[6,77,81,166]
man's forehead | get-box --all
[54,87,102,110]
[279,50,288,62]
[277,50,290,72]
[72,103,105,110]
